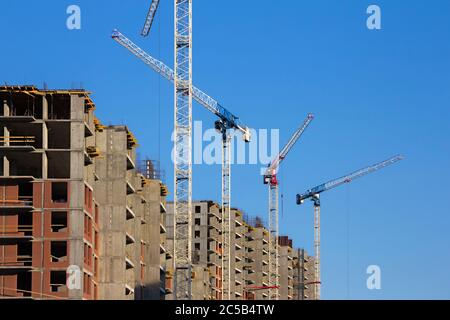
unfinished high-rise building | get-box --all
[294,249,317,300]
[0,86,168,300]
[244,217,270,300]
[166,201,218,300]
[278,236,296,300]
[166,202,312,301]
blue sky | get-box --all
[1,1,449,299]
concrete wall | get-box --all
[0,87,99,300]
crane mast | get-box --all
[219,125,232,300]
[268,183,279,299]
[172,0,193,300]
[264,113,314,300]
[312,195,321,299]
[296,154,404,299]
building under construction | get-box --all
[0,85,316,300]
[166,201,316,300]
[0,86,168,299]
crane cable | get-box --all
[280,164,285,219]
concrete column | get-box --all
[70,96,84,121]
[42,123,48,150]
[42,96,48,120]
[41,153,47,179]
[3,126,9,146]
[3,99,9,117]
[68,95,87,299]
[2,156,9,176]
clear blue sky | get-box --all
[1,1,449,299]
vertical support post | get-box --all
[2,100,9,117]
[313,200,321,300]
[268,184,279,300]
[221,129,231,300]
[173,0,193,300]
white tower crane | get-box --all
[263,113,314,300]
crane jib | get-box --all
[296,154,404,203]
[111,29,247,135]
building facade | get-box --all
[0,86,167,300]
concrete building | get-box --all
[0,86,168,300]
[166,200,218,300]
[230,208,245,299]
[302,250,317,300]
[167,202,260,301]
[244,218,270,300]
[94,127,168,300]
[165,201,317,301]
[291,248,317,300]
[278,236,295,300]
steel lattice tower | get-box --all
[221,131,232,300]
[268,184,279,299]
[173,0,193,300]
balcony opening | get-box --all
[50,271,67,293]
[18,212,32,236]
[17,270,32,297]
[48,153,70,178]
[193,250,200,264]
[4,122,43,149]
[125,286,133,296]
[2,92,43,119]
[83,273,91,295]
[8,153,42,178]
[47,122,71,149]
[83,243,92,266]
[48,95,71,120]
[18,182,33,205]
[51,211,68,232]
[50,241,67,263]
[17,241,32,266]
[84,214,92,238]
[51,182,68,203]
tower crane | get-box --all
[296,154,404,300]
[263,113,314,300]
[172,0,193,300]
[141,0,161,36]
[111,29,251,300]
